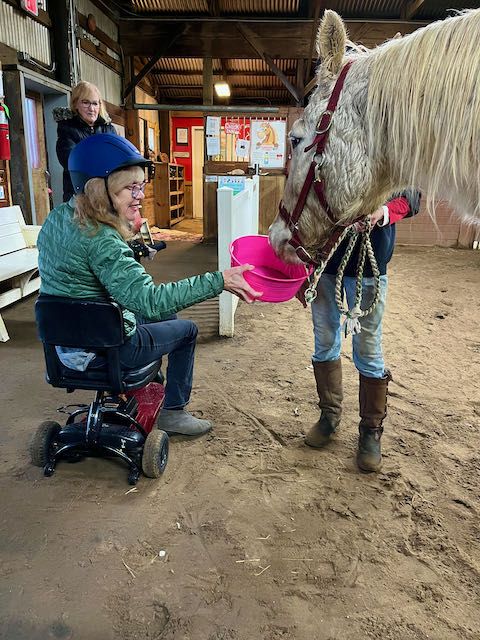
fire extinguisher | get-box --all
[0,103,11,161]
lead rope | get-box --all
[335,216,381,336]
[304,216,381,337]
[303,225,351,304]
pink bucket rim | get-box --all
[229,235,312,283]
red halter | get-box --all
[278,61,357,266]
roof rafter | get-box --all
[401,0,426,20]
[236,23,301,103]
[123,25,187,100]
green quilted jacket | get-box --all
[37,200,224,337]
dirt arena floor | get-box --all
[1,244,479,640]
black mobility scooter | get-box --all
[31,295,169,485]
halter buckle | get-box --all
[316,110,334,134]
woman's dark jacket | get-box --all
[325,189,422,278]
[54,107,117,202]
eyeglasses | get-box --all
[127,182,147,199]
[80,100,100,108]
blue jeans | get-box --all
[311,273,388,378]
[118,318,198,410]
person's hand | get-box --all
[354,207,384,232]
[295,278,309,308]
[222,264,263,303]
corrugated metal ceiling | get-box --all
[126,0,478,105]
[131,0,300,13]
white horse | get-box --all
[269,9,480,263]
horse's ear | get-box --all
[316,10,347,76]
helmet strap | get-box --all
[104,176,116,215]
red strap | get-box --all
[278,61,356,267]
[305,61,354,154]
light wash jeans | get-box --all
[311,273,388,379]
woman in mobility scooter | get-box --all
[34,133,261,483]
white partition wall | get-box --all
[217,176,260,337]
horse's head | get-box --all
[269,10,386,264]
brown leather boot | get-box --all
[356,370,392,472]
[305,359,343,448]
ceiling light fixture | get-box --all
[214,81,231,97]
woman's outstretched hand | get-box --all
[222,265,263,303]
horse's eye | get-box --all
[289,136,302,149]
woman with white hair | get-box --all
[38,134,261,436]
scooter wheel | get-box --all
[30,421,61,467]
[142,430,169,478]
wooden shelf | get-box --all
[153,163,185,228]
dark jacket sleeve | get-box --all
[56,122,80,170]
[389,189,422,218]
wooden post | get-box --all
[125,108,140,149]
[158,111,170,157]
[203,57,213,106]
[49,0,76,86]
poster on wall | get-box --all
[235,138,250,158]
[206,136,220,156]
[206,116,221,136]
[225,120,242,136]
[250,120,286,168]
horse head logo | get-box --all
[256,122,279,148]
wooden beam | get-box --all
[401,0,426,20]
[304,75,317,96]
[79,39,122,74]
[203,57,213,105]
[122,26,186,101]
[236,23,302,102]
[295,59,305,106]
[77,11,121,55]
[87,0,119,23]
[304,2,322,86]
[151,69,297,77]
[155,85,296,92]
[119,19,427,58]
[207,0,220,16]
[123,55,163,101]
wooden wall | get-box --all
[203,174,285,241]
[259,175,285,234]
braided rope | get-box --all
[304,225,352,304]
[334,216,381,335]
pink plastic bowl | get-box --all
[230,235,312,303]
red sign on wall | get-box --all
[224,121,241,136]
[21,0,38,17]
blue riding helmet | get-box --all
[68,133,151,194]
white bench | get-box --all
[0,205,41,342]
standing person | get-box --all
[303,190,421,472]
[37,134,262,437]
[54,81,117,202]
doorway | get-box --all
[25,92,51,225]
[191,126,204,220]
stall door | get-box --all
[25,93,50,224]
